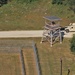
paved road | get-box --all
[0,30,75,38]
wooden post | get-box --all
[60,58,62,75]
[50,30,53,47]
[59,29,62,44]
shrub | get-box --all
[70,34,75,52]
[52,0,63,4]
[52,0,57,4]
[57,0,63,4]
[0,0,7,6]
[16,0,38,3]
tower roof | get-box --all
[43,16,62,21]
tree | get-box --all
[70,35,75,52]
[67,0,75,13]
[52,0,57,4]
[52,0,63,5]
[0,0,7,7]
[16,0,38,3]
[68,0,75,5]
[57,0,63,4]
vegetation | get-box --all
[67,0,75,13]
[0,0,7,6]
[70,35,75,52]
[0,0,75,30]
[16,0,38,3]
[52,0,63,4]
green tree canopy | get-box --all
[16,0,38,3]
[67,0,75,13]
[0,0,8,6]
[70,35,75,52]
[52,0,63,4]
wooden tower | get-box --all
[41,16,62,47]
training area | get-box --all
[0,38,75,75]
[0,0,75,75]
[0,39,40,75]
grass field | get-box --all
[0,38,75,75]
[0,53,21,75]
[0,0,75,30]
[36,38,75,75]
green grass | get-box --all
[0,0,75,30]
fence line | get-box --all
[0,47,20,53]
[19,49,26,75]
[0,41,41,75]
[0,47,26,75]
[32,42,41,75]
[0,40,33,48]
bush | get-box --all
[67,0,75,13]
[16,0,38,3]
[0,0,8,7]
[70,34,75,52]
[52,0,57,4]
[52,0,63,4]
[57,0,63,4]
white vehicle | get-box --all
[65,23,75,33]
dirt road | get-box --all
[0,30,43,38]
[0,30,74,38]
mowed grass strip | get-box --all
[0,53,22,75]
[23,48,38,75]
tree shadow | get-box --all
[67,69,70,75]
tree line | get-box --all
[0,0,75,13]
[0,0,75,6]
[0,0,37,6]
[52,0,75,13]
[0,0,7,6]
